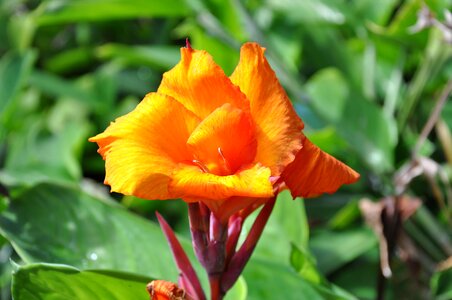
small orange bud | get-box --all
[147,280,192,300]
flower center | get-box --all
[190,147,233,176]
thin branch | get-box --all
[412,79,452,158]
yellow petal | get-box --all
[169,163,274,200]
[187,103,256,176]
[282,135,360,198]
[89,93,200,199]
[230,42,304,175]
[158,47,249,119]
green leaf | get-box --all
[348,0,399,25]
[0,183,181,281]
[189,25,239,75]
[397,30,452,129]
[44,47,95,74]
[306,68,348,124]
[290,244,323,284]
[96,44,181,70]
[270,190,309,249]
[306,127,348,156]
[266,0,347,25]
[1,120,91,186]
[330,248,379,300]
[441,102,452,132]
[36,0,191,25]
[243,260,356,300]
[249,191,309,265]
[224,276,247,300]
[8,14,37,51]
[431,267,452,300]
[28,70,95,105]
[305,194,359,223]
[339,93,397,173]
[12,263,151,300]
[327,199,361,230]
[28,68,122,121]
[0,51,35,121]
[306,68,397,173]
[310,228,378,274]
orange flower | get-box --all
[147,280,191,300]
[89,42,359,221]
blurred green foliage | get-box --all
[0,0,452,299]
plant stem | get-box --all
[221,197,276,292]
[209,274,224,300]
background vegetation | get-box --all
[0,0,451,299]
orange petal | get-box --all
[169,163,274,200]
[230,42,304,175]
[89,93,200,200]
[187,103,256,175]
[282,135,360,198]
[158,47,249,119]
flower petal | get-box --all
[89,93,200,199]
[169,163,274,200]
[282,135,360,198]
[187,103,256,175]
[158,47,248,119]
[230,42,304,175]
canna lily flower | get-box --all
[89,42,359,222]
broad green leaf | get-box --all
[0,183,181,281]
[305,127,348,156]
[306,68,397,173]
[306,68,348,124]
[348,0,399,25]
[191,0,246,41]
[224,276,247,300]
[189,24,240,75]
[310,228,378,274]
[290,244,323,284]
[96,44,181,70]
[243,260,356,300]
[12,263,151,300]
[330,248,379,300]
[28,68,122,120]
[338,93,397,173]
[305,193,360,223]
[44,47,95,74]
[36,0,191,25]
[272,191,309,249]
[327,200,361,230]
[7,14,36,51]
[266,0,347,25]
[12,261,353,300]
[0,51,35,121]
[1,120,90,186]
[248,191,309,265]
[28,70,95,105]
[267,28,303,74]
[0,183,351,298]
